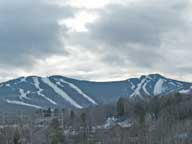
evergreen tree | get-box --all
[13,129,21,144]
[50,118,65,144]
[44,107,52,117]
[70,110,75,120]
[81,112,86,125]
[80,112,88,144]
[134,102,146,124]
[148,96,160,120]
[116,98,125,117]
[54,108,59,117]
[70,110,75,126]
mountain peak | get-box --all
[147,73,165,78]
[138,73,165,81]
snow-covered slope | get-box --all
[0,74,191,112]
[41,77,83,109]
[179,86,192,95]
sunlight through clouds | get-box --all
[59,11,99,32]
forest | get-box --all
[0,93,192,144]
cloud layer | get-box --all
[85,0,191,66]
[0,0,191,82]
[0,0,73,68]
[68,0,192,79]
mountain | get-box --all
[0,74,191,112]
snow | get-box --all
[131,83,135,89]
[20,77,27,82]
[154,79,165,95]
[95,117,116,129]
[19,89,30,100]
[180,89,189,94]
[169,81,183,88]
[6,99,42,109]
[56,81,62,86]
[59,79,97,105]
[118,120,133,128]
[99,117,133,129]
[142,77,151,96]
[103,117,117,129]
[5,84,10,87]
[143,76,153,94]
[169,82,175,85]
[176,133,189,140]
[14,77,27,85]
[176,82,183,87]
[130,78,146,97]
[143,82,150,95]
[128,80,135,90]
[179,86,192,95]
[130,76,154,97]
[33,77,57,105]
[42,77,82,109]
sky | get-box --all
[0,0,192,82]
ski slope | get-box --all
[42,77,82,109]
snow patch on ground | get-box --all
[103,117,117,129]
[118,120,133,128]
[59,79,97,105]
[33,77,57,105]
[42,77,82,109]
[98,117,133,129]
[6,99,42,109]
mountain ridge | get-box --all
[0,73,191,113]
[1,73,190,84]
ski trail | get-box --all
[59,79,97,105]
[33,77,57,105]
[42,77,82,109]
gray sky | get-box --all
[0,0,192,82]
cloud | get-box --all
[0,0,73,68]
[87,0,189,45]
[68,0,192,73]
[0,0,191,82]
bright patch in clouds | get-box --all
[68,0,110,9]
[66,0,143,9]
[53,0,142,9]
[59,11,98,32]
